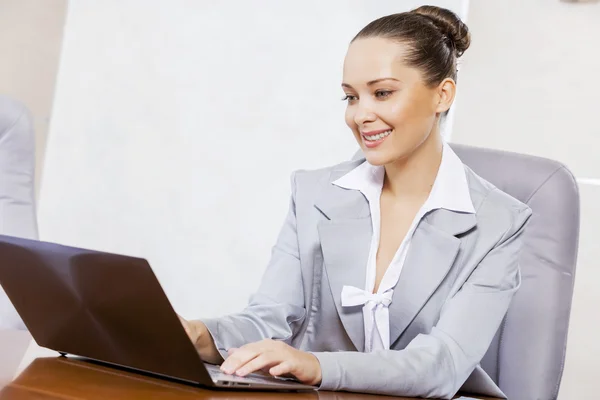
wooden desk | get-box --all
[0,331,497,400]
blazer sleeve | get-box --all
[201,172,306,359]
[312,206,533,399]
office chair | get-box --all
[0,95,38,329]
[353,143,579,400]
[453,144,579,400]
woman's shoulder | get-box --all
[288,158,532,233]
[290,159,365,192]
[463,165,532,232]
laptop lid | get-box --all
[0,234,212,385]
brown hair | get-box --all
[352,5,471,86]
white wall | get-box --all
[39,0,465,320]
[453,0,600,177]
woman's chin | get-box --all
[363,150,393,166]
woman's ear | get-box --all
[435,78,456,114]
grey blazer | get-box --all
[202,157,532,399]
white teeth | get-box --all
[364,129,392,141]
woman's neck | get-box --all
[382,130,443,199]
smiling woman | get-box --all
[341,5,469,168]
[179,5,531,400]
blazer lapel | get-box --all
[388,208,477,346]
[313,160,479,352]
[315,162,371,351]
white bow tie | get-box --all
[341,285,394,352]
[341,286,394,307]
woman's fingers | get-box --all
[219,340,320,385]
[221,339,285,375]
[235,353,280,377]
[220,344,261,374]
[269,360,294,377]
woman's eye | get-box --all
[375,90,393,99]
[342,94,358,102]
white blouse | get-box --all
[332,142,475,352]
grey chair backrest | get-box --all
[353,143,579,400]
[452,144,579,400]
[0,95,38,329]
[0,95,38,240]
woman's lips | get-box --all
[362,129,392,148]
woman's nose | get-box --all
[353,102,377,126]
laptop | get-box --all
[0,234,315,391]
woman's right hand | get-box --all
[178,315,223,365]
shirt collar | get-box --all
[332,142,475,214]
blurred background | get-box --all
[0,0,598,398]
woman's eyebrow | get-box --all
[341,77,401,89]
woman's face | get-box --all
[342,37,453,166]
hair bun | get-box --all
[411,5,471,57]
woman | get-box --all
[181,5,531,399]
